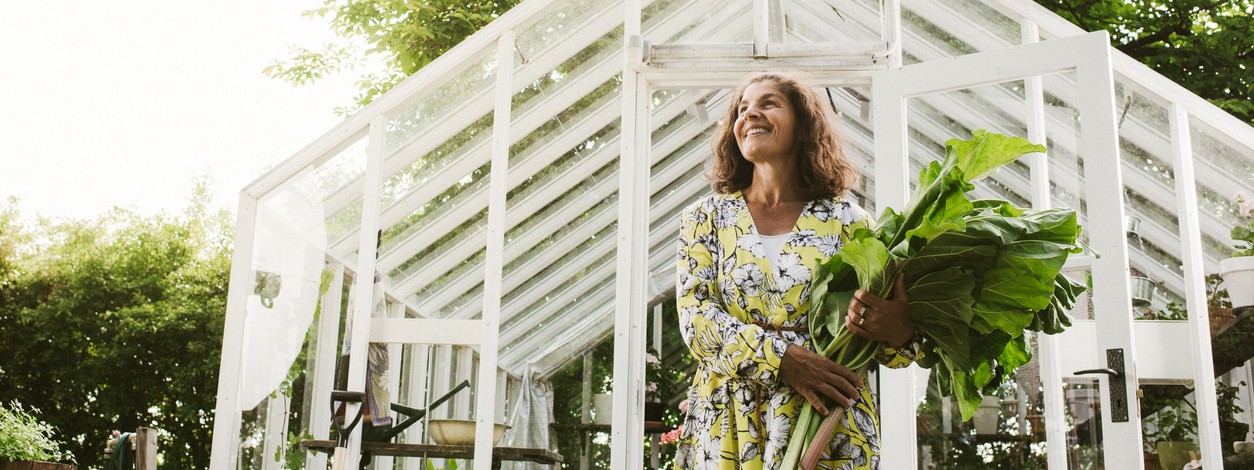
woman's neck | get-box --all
[745,161,803,206]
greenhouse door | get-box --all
[872,31,1145,468]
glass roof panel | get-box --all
[783,0,882,44]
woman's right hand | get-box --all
[778,343,863,415]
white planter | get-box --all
[593,393,613,425]
[1220,256,1254,309]
[973,396,1001,435]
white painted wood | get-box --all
[871,42,918,469]
[455,347,475,420]
[366,320,486,345]
[343,115,389,468]
[1169,102,1223,469]
[1019,18,1069,470]
[1052,320,1199,383]
[261,394,287,470]
[372,302,406,470]
[884,0,902,68]
[308,264,345,470]
[581,352,593,470]
[611,0,648,462]
[873,30,1138,468]
[1072,32,1144,468]
[401,344,430,470]
[208,194,259,470]
[470,30,513,467]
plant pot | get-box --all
[1156,441,1199,470]
[1210,306,1237,335]
[593,393,613,425]
[1131,274,1156,308]
[973,396,1000,435]
[1220,256,1254,309]
[1143,451,1162,470]
[0,459,77,470]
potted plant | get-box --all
[0,402,76,470]
[1207,274,1238,335]
[1219,191,1254,309]
[1143,397,1199,470]
[1142,383,1246,469]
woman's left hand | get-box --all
[845,274,915,348]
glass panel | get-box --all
[234,135,368,468]
[901,0,1021,65]
[1190,120,1254,265]
[906,80,1032,207]
[784,0,882,44]
[1064,379,1105,469]
[648,0,752,45]
[1140,384,1202,470]
[383,45,497,157]
[515,0,621,63]
[917,341,1050,467]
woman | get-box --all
[673,72,921,469]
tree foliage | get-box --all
[1037,0,1254,124]
[265,0,521,115]
[0,186,231,469]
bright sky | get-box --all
[0,0,361,220]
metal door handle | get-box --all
[1073,368,1123,378]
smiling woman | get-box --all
[671,72,921,470]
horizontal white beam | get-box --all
[369,318,484,345]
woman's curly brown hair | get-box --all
[709,72,860,200]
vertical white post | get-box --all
[261,395,287,470]
[402,345,430,470]
[872,60,918,470]
[456,348,474,419]
[753,0,769,58]
[1020,19,1069,470]
[309,264,344,470]
[1169,103,1222,469]
[612,0,648,467]
[474,29,513,467]
[209,194,259,470]
[344,115,388,468]
[372,302,405,470]
[883,0,902,68]
[581,353,592,470]
[1073,32,1143,468]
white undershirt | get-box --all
[759,233,791,270]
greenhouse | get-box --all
[208,0,1254,468]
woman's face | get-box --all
[734,80,798,164]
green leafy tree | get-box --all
[0,185,232,469]
[265,0,521,115]
[1037,0,1254,124]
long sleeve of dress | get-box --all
[676,201,790,387]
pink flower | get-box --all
[659,426,683,445]
[1236,191,1254,218]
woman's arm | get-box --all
[676,201,791,386]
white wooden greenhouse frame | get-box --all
[209,0,1254,469]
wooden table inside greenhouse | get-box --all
[299,440,563,468]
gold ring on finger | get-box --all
[858,317,865,326]
[858,306,867,315]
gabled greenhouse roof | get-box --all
[239,0,1254,381]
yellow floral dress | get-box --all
[673,192,920,470]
